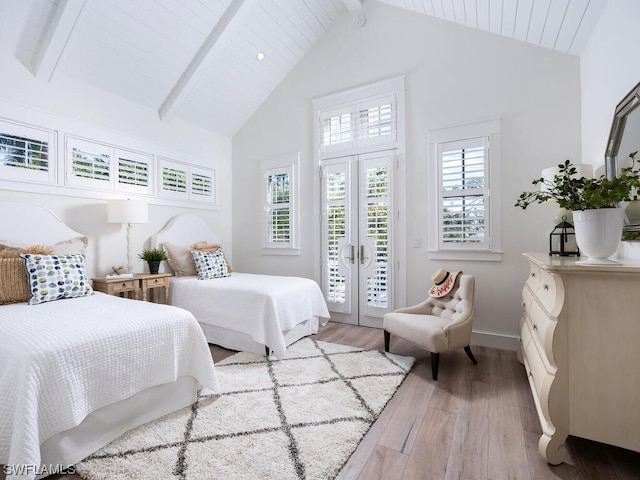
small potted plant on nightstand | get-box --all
[137,248,169,274]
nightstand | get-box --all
[134,273,171,304]
[92,276,138,300]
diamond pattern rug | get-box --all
[75,338,415,480]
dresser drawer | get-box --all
[536,268,561,314]
[522,323,553,401]
[527,298,556,364]
[526,262,541,292]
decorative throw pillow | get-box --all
[0,244,54,258]
[190,249,230,280]
[0,258,30,305]
[191,242,233,272]
[21,254,94,305]
[163,242,198,277]
[0,237,88,256]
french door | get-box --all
[321,151,395,328]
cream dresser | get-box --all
[518,253,640,464]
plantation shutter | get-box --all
[115,149,152,195]
[438,137,489,249]
[356,95,396,148]
[264,166,292,246]
[158,158,188,200]
[66,137,112,189]
[190,167,215,203]
[0,120,55,184]
[319,106,354,155]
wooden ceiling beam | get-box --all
[159,0,254,123]
[34,0,85,81]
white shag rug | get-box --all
[75,338,415,480]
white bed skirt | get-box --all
[37,377,199,478]
[199,317,320,356]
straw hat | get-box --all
[428,269,462,298]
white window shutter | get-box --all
[115,148,152,195]
[0,120,55,184]
[438,137,489,250]
[190,166,216,203]
[66,137,112,190]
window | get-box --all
[317,93,398,158]
[428,119,502,261]
[0,119,56,184]
[261,153,300,254]
[66,137,154,195]
[66,137,112,189]
[158,158,216,203]
[115,149,153,195]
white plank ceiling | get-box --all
[0,0,608,137]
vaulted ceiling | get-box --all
[0,0,607,137]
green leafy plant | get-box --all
[137,248,169,262]
[515,151,640,211]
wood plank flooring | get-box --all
[4,321,639,479]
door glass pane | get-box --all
[365,166,389,308]
[326,171,346,304]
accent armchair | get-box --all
[383,274,478,380]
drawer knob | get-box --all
[531,272,536,278]
[532,324,538,331]
[121,283,127,287]
[543,284,549,291]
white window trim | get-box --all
[314,76,404,160]
[0,118,56,184]
[312,76,407,312]
[0,101,220,210]
[261,153,300,255]
[427,118,503,261]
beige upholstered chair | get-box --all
[383,274,477,380]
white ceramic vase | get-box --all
[573,208,624,264]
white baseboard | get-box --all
[471,330,520,351]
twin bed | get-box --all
[0,202,329,478]
[150,213,330,359]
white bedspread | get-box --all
[0,293,219,478]
[170,273,330,359]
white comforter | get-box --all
[170,272,330,359]
[0,292,219,478]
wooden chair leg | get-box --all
[464,345,478,365]
[431,352,439,380]
[383,330,390,352]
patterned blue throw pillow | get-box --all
[21,254,94,305]
[190,248,230,280]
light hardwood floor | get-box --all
[7,322,639,480]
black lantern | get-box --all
[549,215,580,256]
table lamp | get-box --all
[107,199,149,274]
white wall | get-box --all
[232,1,582,349]
[580,0,640,168]
[0,53,232,279]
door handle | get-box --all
[360,245,365,264]
[349,245,355,264]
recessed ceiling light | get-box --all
[256,51,265,61]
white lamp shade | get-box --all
[107,199,149,224]
[541,163,593,193]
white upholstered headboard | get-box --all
[150,214,221,249]
[0,201,84,245]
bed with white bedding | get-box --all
[151,214,330,359]
[0,201,219,480]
